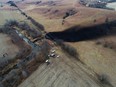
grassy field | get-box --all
[0,7,23,63]
[0,7,26,26]
[0,33,19,62]
[1,0,116,87]
[18,0,116,86]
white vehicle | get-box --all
[51,49,55,53]
[56,55,60,58]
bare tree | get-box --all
[56,39,79,59]
[41,40,51,60]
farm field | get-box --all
[0,0,116,87]
[18,0,116,87]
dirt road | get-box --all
[18,48,105,87]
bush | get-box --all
[103,43,109,48]
[0,59,9,70]
[0,26,13,34]
[63,9,77,19]
[5,20,18,27]
[30,18,44,30]
[56,39,79,59]
[17,22,31,30]
[7,1,17,7]
[98,74,111,85]
[17,22,42,38]
[21,12,26,15]
[41,40,51,59]
[35,52,46,62]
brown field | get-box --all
[0,3,29,27]
[0,0,116,87]
[17,0,116,87]
[0,33,19,61]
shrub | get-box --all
[21,12,26,16]
[103,43,109,48]
[0,59,9,70]
[63,12,69,19]
[35,52,46,62]
[7,1,17,7]
[56,39,79,59]
[30,18,44,30]
[27,16,31,20]
[0,26,13,34]
[63,9,77,19]
[98,74,111,85]
[5,20,18,27]
[17,22,43,39]
[94,19,96,23]
[96,41,102,45]
[41,40,51,59]
[18,22,31,30]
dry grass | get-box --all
[0,33,19,61]
[1,0,116,87]
[17,1,116,86]
[0,10,26,26]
